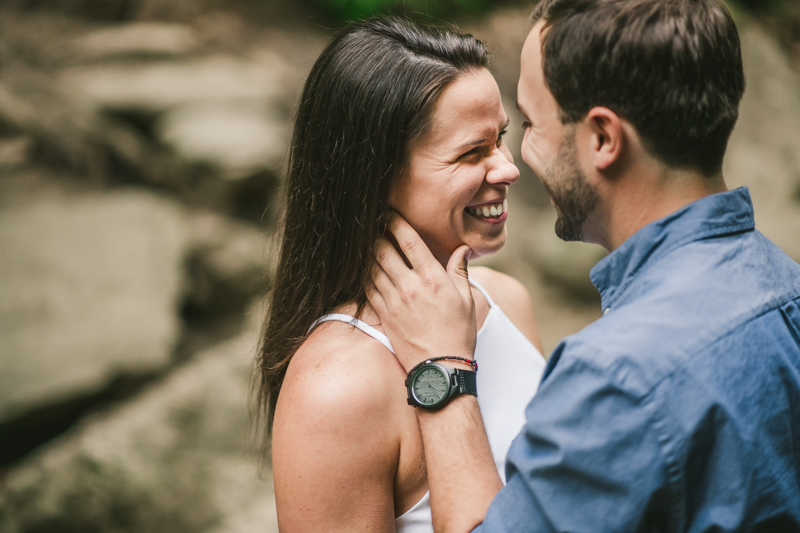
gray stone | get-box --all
[60,55,290,113]
[74,22,198,59]
[0,191,186,423]
[0,329,277,533]
[0,74,175,185]
[157,104,289,173]
[57,52,292,176]
[184,211,276,317]
[0,136,33,168]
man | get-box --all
[367,0,800,531]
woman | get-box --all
[259,17,546,532]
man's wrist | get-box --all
[415,392,478,419]
[399,350,475,372]
[407,356,477,374]
[439,360,475,371]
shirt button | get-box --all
[604,308,611,315]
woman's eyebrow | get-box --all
[453,119,510,151]
[454,137,488,152]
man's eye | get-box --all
[521,121,532,130]
[496,129,508,147]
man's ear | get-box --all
[586,107,623,171]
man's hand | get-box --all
[367,211,477,372]
[368,212,500,532]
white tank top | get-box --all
[307,278,546,533]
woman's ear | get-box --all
[586,107,624,171]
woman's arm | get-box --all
[469,266,544,354]
[271,329,403,532]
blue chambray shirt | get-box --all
[476,188,800,532]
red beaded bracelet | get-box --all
[407,356,478,378]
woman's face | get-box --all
[390,68,519,265]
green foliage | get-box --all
[312,0,492,22]
[732,0,791,15]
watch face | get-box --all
[412,366,449,406]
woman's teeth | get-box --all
[467,200,507,219]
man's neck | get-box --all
[588,166,728,252]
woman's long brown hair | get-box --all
[258,16,488,438]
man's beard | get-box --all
[541,131,599,242]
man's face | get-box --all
[517,22,599,242]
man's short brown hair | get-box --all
[530,0,745,176]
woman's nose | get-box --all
[486,147,520,185]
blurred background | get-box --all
[1,0,799,530]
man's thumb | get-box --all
[446,245,472,289]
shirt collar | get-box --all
[590,187,755,312]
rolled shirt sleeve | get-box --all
[475,353,671,532]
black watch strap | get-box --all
[453,368,478,397]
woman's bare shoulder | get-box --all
[271,322,406,531]
[469,266,543,352]
[277,321,406,433]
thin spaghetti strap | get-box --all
[308,313,395,354]
[468,277,495,308]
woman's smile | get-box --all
[465,199,508,222]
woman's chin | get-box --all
[462,233,507,261]
[425,229,507,265]
[467,246,502,261]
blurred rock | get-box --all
[61,55,288,113]
[74,22,198,59]
[0,70,182,185]
[0,136,33,168]
[183,211,276,320]
[58,52,292,181]
[1,54,284,218]
[523,215,607,303]
[0,331,278,533]
[0,191,185,426]
[725,22,800,262]
[157,104,289,174]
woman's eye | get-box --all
[460,147,480,160]
[521,121,532,130]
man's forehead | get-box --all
[517,24,544,107]
[516,20,565,127]
[522,21,545,64]
[514,97,528,117]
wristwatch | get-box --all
[405,363,477,410]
